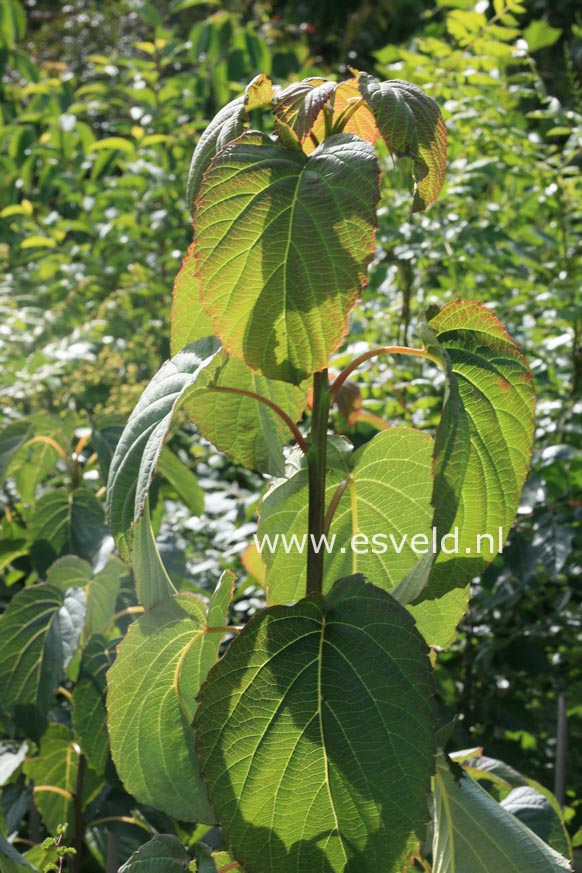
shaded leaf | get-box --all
[29,489,107,575]
[182,353,308,477]
[24,724,101,834]
[0,833,35,873]
[273,77,337,141]
[118,835,190,872]
[433,754,571,872]
[357,72,447,211]
[195,576,435,873]
[72,634,116,776]
[0,584,85,730]
[106,336,220,560]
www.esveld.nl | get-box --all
[254,526,505,557]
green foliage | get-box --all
[194,576,435,873]
[433,754,571,872]
[0,0,580,870]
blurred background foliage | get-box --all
[0,0,581,868]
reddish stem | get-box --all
[329,345,435,401]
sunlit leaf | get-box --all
[107,573,233,823]
[417,301,535,601]
[193,131,380,383]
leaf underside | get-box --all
[193,130,380,384]
[195,576,435,873]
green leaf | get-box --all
[132,501,177,610]
[273,77,337,141]
[158,448,205,516]
[501,788,572,859]
[0,584,85,731]
[259,428,434,604]
[182,354,308,477]
[106,336,220,560]
[193,131,380,383]
[523,20,562,52]
[0,0,27,50]
[185,96,247,214]
[24,724,102,834]
[417,301,535,601]
[84,558,127,636]
[170,244,214,352]
[433,754,571,872]
[29,489,107,576]
[107,573,233,823]
[72,634,116,776]
[0,419,32,482]
[45,556,93,590]
[171,252,308,476]
[357,73,447,211]
[118,835,190,872]
[89,136,136,154]
[408,586,469,649]
[461,755,572,858]
[194,576,435,873]
[0,833,35,873]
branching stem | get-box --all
[329,345,436,401]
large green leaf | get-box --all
[170,243,214,352]
[118,835,190,873]
[433,754,571,872]
[185,74,274,214]
[416,300,535,601]
[193,130,380,383]
[0,584,85,731]
[106,336,220,559]
[194,576,435,873]
[183,354,308,478]
[106,573,233,823]
[258,428,433,603]
[72,634,116,776]
[28,488,107,575]
[357,72,447,212]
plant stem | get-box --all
[329,345,436,402]
[71,753,85,873]
[306,369,330,596]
